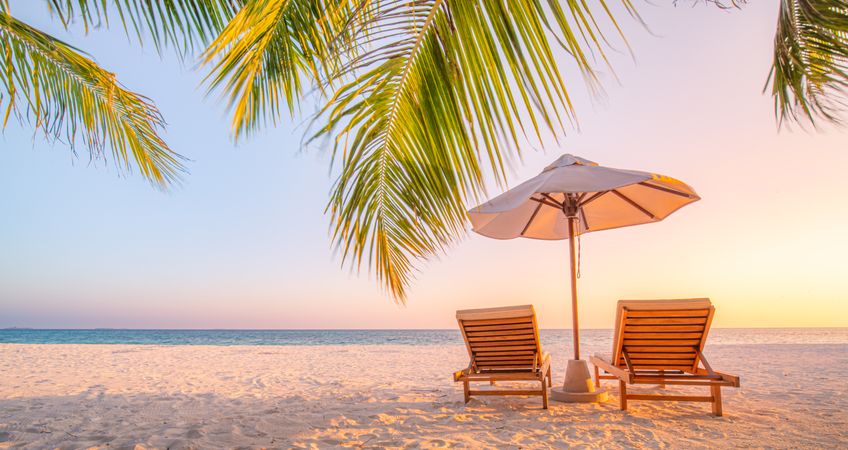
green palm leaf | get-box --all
[0,9,185,187]
[769,0,848,126]
[202,0,333,138]
[312,0,633,300]
[200,0,365,138]
[45,0,241,58]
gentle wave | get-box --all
[0,328,846,346]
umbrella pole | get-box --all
[551,213,607,403]
[567,215,580,360]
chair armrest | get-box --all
[716,371,741,387]
[453,362,473,382]
[590,354,633,384]
[539,352,551,372]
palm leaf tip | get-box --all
[0,11,186,189]
[200,0,355,140]
[769,0,848,127]
[45,0,241,59]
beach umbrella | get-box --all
[468,154,699,402]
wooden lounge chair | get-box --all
[590,298,740,416]
[453,305,552,409]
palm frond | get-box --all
[45,0,241,58]
[314,0,633,300]
[0,11,185,187]
[769,0,848,126]
[201,0,357,139]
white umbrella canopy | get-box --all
[467,154,700,402]
[469,154,700,240]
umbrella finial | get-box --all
[543,154,598,172]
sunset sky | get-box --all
[1,1,846,329]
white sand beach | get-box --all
[1,342,846,449]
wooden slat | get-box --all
[474,350,536,358]
[475,365,540,372]
[468,390,543,396]
[470,340,536,348]
[619,362,695,368]
[471,345,538,352]
[475,359,535,366]
[463,372,539,381]
[625,317,707,325]
[624,339,701,346]
[477,361,535,366]
[478,364,535,369]
[467,334,535,342]
[625,394,714,402]
[632,379,730,386]
[630,359,696,365]
[632,373,717,379]
[624,346,697,353]
[465,329,534,337]
[619,358,695,365]
[629,365,694,371]
[472,346,536,354]
[476,356,535,361]
[474,355,536,361]
[624,325,704,332]
[625,309,710,317]
[623,332,704,339]
[477,356,535,361]
[621,353,697,359]
[461,318,533,326]
[477,362,535,367]
[463,323,534,332]
[476,355,535,361]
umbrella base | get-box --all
[551,359,608,403]
[550,387,608,403]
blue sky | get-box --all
[2,1,847,329]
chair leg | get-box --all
[541,380,549,409]
[619,380,628,411]
[547,366,552,387]
[711,385,723,417]
[463,379,470,404]
[658,370,665,388]
[594,365,601,388]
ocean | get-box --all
[0,328,845,347]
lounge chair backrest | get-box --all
[612,298,714,373]
[456,305,542,372]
